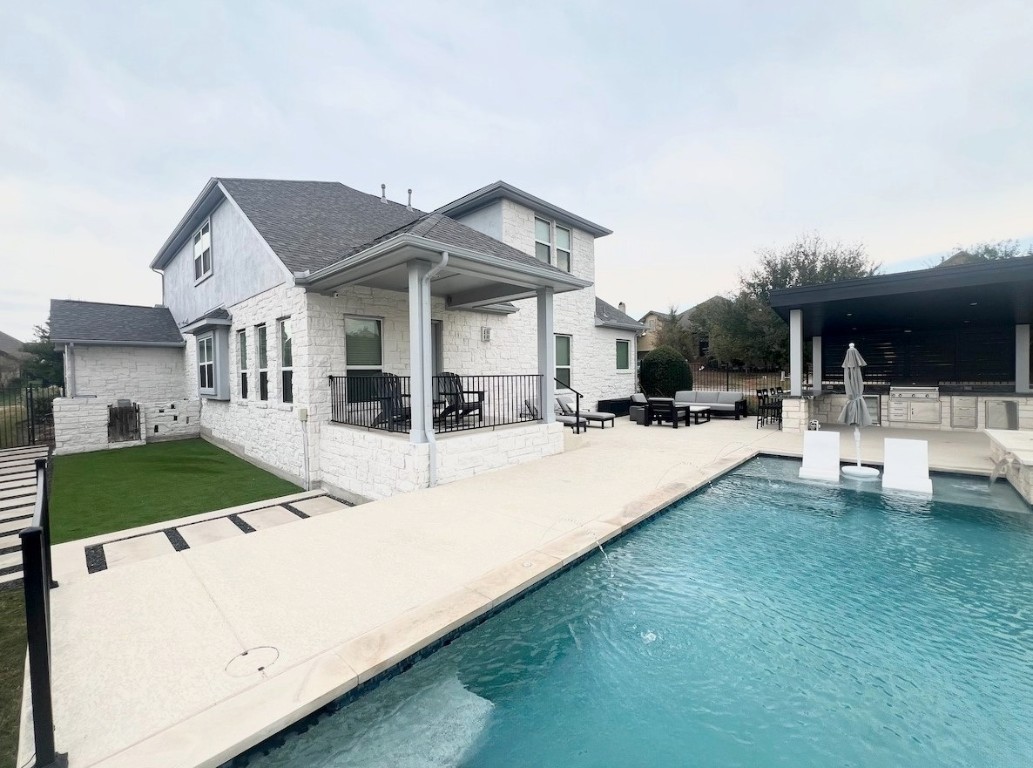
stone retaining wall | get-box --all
[53,397,200,455]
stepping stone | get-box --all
[103,533,176,569]
[0,571,22,588]
[238,506,298,531]
[0,486,36,500]
[0,514,33,535]
[0,550,20,571]
[0,495,35,511]
[179,517,245,548]
[291,496,349,517]
[0,477,35,491]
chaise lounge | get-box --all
[556,394,616,428]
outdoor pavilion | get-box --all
[768,256,1033,432]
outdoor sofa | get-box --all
[674,390,747,419]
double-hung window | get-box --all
[616,339,630,371]
[193,219,212,282]
[198,334,215,395]
[237,329,248,398]
[256,324,268,400]
[345,317,383,402]
[555,226,571,272]
[534,217,551,263]
[555,334,572,388]
[279,318,294,404]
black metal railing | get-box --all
[555,379,583,434]
[19,457,66,767]
[0,383,62,450]
[329,373,543,434]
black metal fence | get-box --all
[0,383,62,450]
[19,457,66,767]
[329,373,542,434]
[690,368,785,415]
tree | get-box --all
[20,322,64,386]
[742,232,880,300]
[704,234,880,369]
[654,306,695,364]
[939,239,1033,266]
[639,346,692,396]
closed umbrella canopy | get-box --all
[838,343,873,427]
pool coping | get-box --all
[69,450,754,768]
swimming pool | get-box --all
[239,457,1033,767]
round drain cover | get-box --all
[225,646,279,677]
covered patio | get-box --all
[295,215,591,498]
[769,257,1033,433]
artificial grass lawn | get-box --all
[50,438,301,544]
[0,590,25,768]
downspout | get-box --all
[66,343,76,397]
[422,251,449,487]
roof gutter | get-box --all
[595,319,646,331]
[50,338,185,348]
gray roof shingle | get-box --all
[595,298,644,330]
[50,300,184,345]
[218,179,424,274]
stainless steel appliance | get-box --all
[888,387,941,424]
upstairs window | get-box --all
[237,329,248,399]
[279,318,294,404]
[193,219,212,282]
[534,217,551,263]
[198,334,215,395]
[534,218,572,273]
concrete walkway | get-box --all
[23,419,1000,768]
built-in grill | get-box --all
[888,386,941,424]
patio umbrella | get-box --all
[837,342,880,479]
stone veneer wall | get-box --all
[69,345,186,402]
[780,397,810,433]
[53,397,199,455]
[989,439,1033,505]
[320,421,564,501]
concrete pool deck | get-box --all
[21,419,1001,768]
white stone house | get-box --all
[50,178,642,501]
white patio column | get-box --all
[407,261,430,442]
[811,336,822,393]
[1017,324,1031,393]
[789,309,803,397]
[537,287,556,423]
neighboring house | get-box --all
[49,178,642,501]
[636,309,671,359]
[0,330,29,385]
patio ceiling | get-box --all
[769,256,1033,336]
[295,234,591,309]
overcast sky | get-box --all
[3,0,1033,341]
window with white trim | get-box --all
[555,334,572,388]
[534,217,551,263]
[534,218,573,273]
[237,329,248,398]
[279,318,294,404]
[555,225,571,272]
[256,324,268,400]
[616,339,630,371]
[345,317,383,401]
[197,334,215,395]
[193,219,212,282]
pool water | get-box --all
[243,458,1033,767]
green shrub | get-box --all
[639,346,693,397]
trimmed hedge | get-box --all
[640,346,693,397]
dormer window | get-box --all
[534,217,572,273]
[193,219,212,282]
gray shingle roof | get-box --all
[595,298,644,330]
[50,300,184,345]
[0,330,27,358]
[218,179,424,274]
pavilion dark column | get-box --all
[811,336,822,393]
